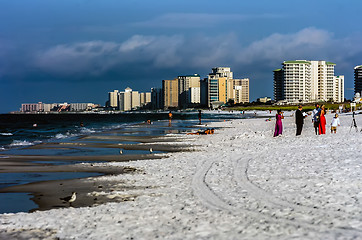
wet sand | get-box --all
[0,133,193,212]
[0,165,142,212]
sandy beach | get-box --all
[1,111,362,239]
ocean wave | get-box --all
[1,133,13,136]
[55,133,77,139]
[9,140,35,147]
[80,128,96,134]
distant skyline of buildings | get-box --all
[154,67,250,110]
[107,88,151,111]
[18,63,362,113]
[21,102,100,113]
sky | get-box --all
[0,0,362,113]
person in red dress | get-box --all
[318,105,326,134]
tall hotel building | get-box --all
[233,78,249,103]
[119,87,140,111]
[162,79,179,109]
[108,90,119,108]
[355,65,362,94]
[274,60,344,103]
[178,74,201,108]
[207,67,249,107]
[207,67,233,107]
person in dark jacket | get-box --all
[295,105,306,136]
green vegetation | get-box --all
[229,103,362,112]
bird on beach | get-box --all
[119,149,123,154]
[60,192,77,206]
[149,148,153,153]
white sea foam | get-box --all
[55,133,77,139]
[9,140,34,147]
[0,133,13,136]
[80,128,96,134]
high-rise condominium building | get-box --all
[273,69,284,101]
[162,79,179,109]
[274,60,344,103]
[207,67,233,107]
[233,78,249,103]
[355,65,362,95]
[108,90,119,108]
[119,87,141,111]
[334,75,344,103]
[140,92,151,108]
[207,67,250,106]
[178,74,201,108]
[151,88,163,110]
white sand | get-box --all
[1,112,362,239]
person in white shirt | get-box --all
[331,113,341,134]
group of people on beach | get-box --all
[274,103,341,137]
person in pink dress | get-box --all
[274,110,284,137]
[318,105,326,134]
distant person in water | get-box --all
[168,111,173,126]
[198,110,202,125]
[168,111,172,121]
[273,109,284,137]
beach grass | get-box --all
[230,103,362,112]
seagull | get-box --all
[119,149,123,154]
[60,192,77,205]
[149,148,153,153]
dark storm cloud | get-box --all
[28,28,361,80]
[1,27,361,95]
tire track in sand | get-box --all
[234,153,362,233]
[192,153,362,236]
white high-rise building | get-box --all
[119,87,133,111]
[108,90,119,108]
[178,74,201,108]
[334,75,344,103]
[275,60,344,103]
[188,87,201,104]
[233,78,249,103]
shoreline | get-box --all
[0,120,199,214]
[1,113,361,239]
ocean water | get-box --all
[0,111,253,213]
[0,111,253,151]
